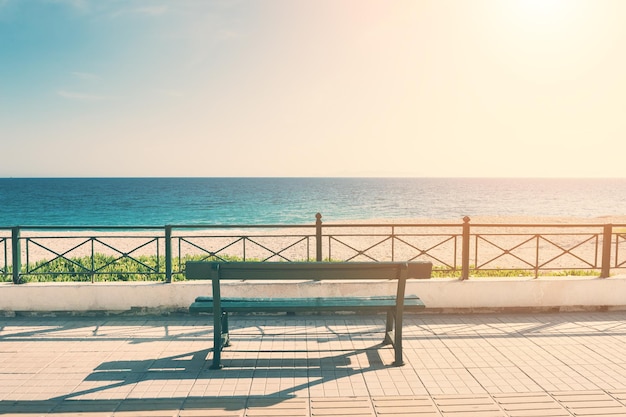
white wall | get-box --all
[2,276,626,314]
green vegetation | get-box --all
[431,267,535,278]
[432,266,601,278]
[0,255,604,283]
[3,254,242,283]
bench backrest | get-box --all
[186,261,432,319]
[185,261,433,281]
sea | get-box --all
[0,177,624,226]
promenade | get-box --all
[1,311,626,416]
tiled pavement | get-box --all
[2,311,626,416]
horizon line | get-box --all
[1,176,625,180]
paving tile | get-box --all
[372,396,440,416]
[180,397,246,416]
[0,399,61,414]
[432,394,506,416]
[552,391,626,416]
[310,397,373,416]
[492,393,571,416]
[609,390,626,402]
[180,411,244,417]
[247,397,309,416]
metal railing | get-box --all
[1,213,625,283]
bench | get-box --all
[185,261,432,369]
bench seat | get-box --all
[190,295,425,313]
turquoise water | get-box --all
[0,177,624,226]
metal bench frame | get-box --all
[186,261,432,369]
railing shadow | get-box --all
[0,320,214,343]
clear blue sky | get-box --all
[1,0,625,177]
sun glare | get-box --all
[501,0,579,34]
[513,0,568,20]
[486,0,588,50]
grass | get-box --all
[2,254,243,283]
[432,267,601,278]
[0,254,606,283]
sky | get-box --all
[1,0,626,178]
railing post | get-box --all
[165,225,172,283]
[91,238,95,283]
[600,224,612,278]
[315,213,322,261]
[11,227,21,284]
[461,216,470,280]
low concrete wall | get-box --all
[2,276,626,315]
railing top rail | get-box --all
[3,221,625,231]
[0,224,317,231]
[2,225,166,231]
[312,221,626,228]
[470,223,626,228]
[171,224,315,229]
[321,222,463,228]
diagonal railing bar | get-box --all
[177,237,216,258]
[243,236,310,262]
[328,235,392,262]
[91,237,160,274]
[25,238,94,274]
[0,237,6,275]
[0,242,6,276]
[475,234,538,270]
[177,236,245,263]
[91,253,158,274]
[259,236,310,262]
[393,235,458,268]
[617,233,626,268]
[537,234,599,269]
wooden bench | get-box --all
[185,261,432,369]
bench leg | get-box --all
[383,310,405,366]
[222,311,231,347]
[393,310,404,367]
[383,310,394,345]
[211,311,228,370]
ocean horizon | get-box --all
[0,177,625,226]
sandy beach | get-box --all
[2,215,625,276]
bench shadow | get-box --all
[0,343,389,414]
